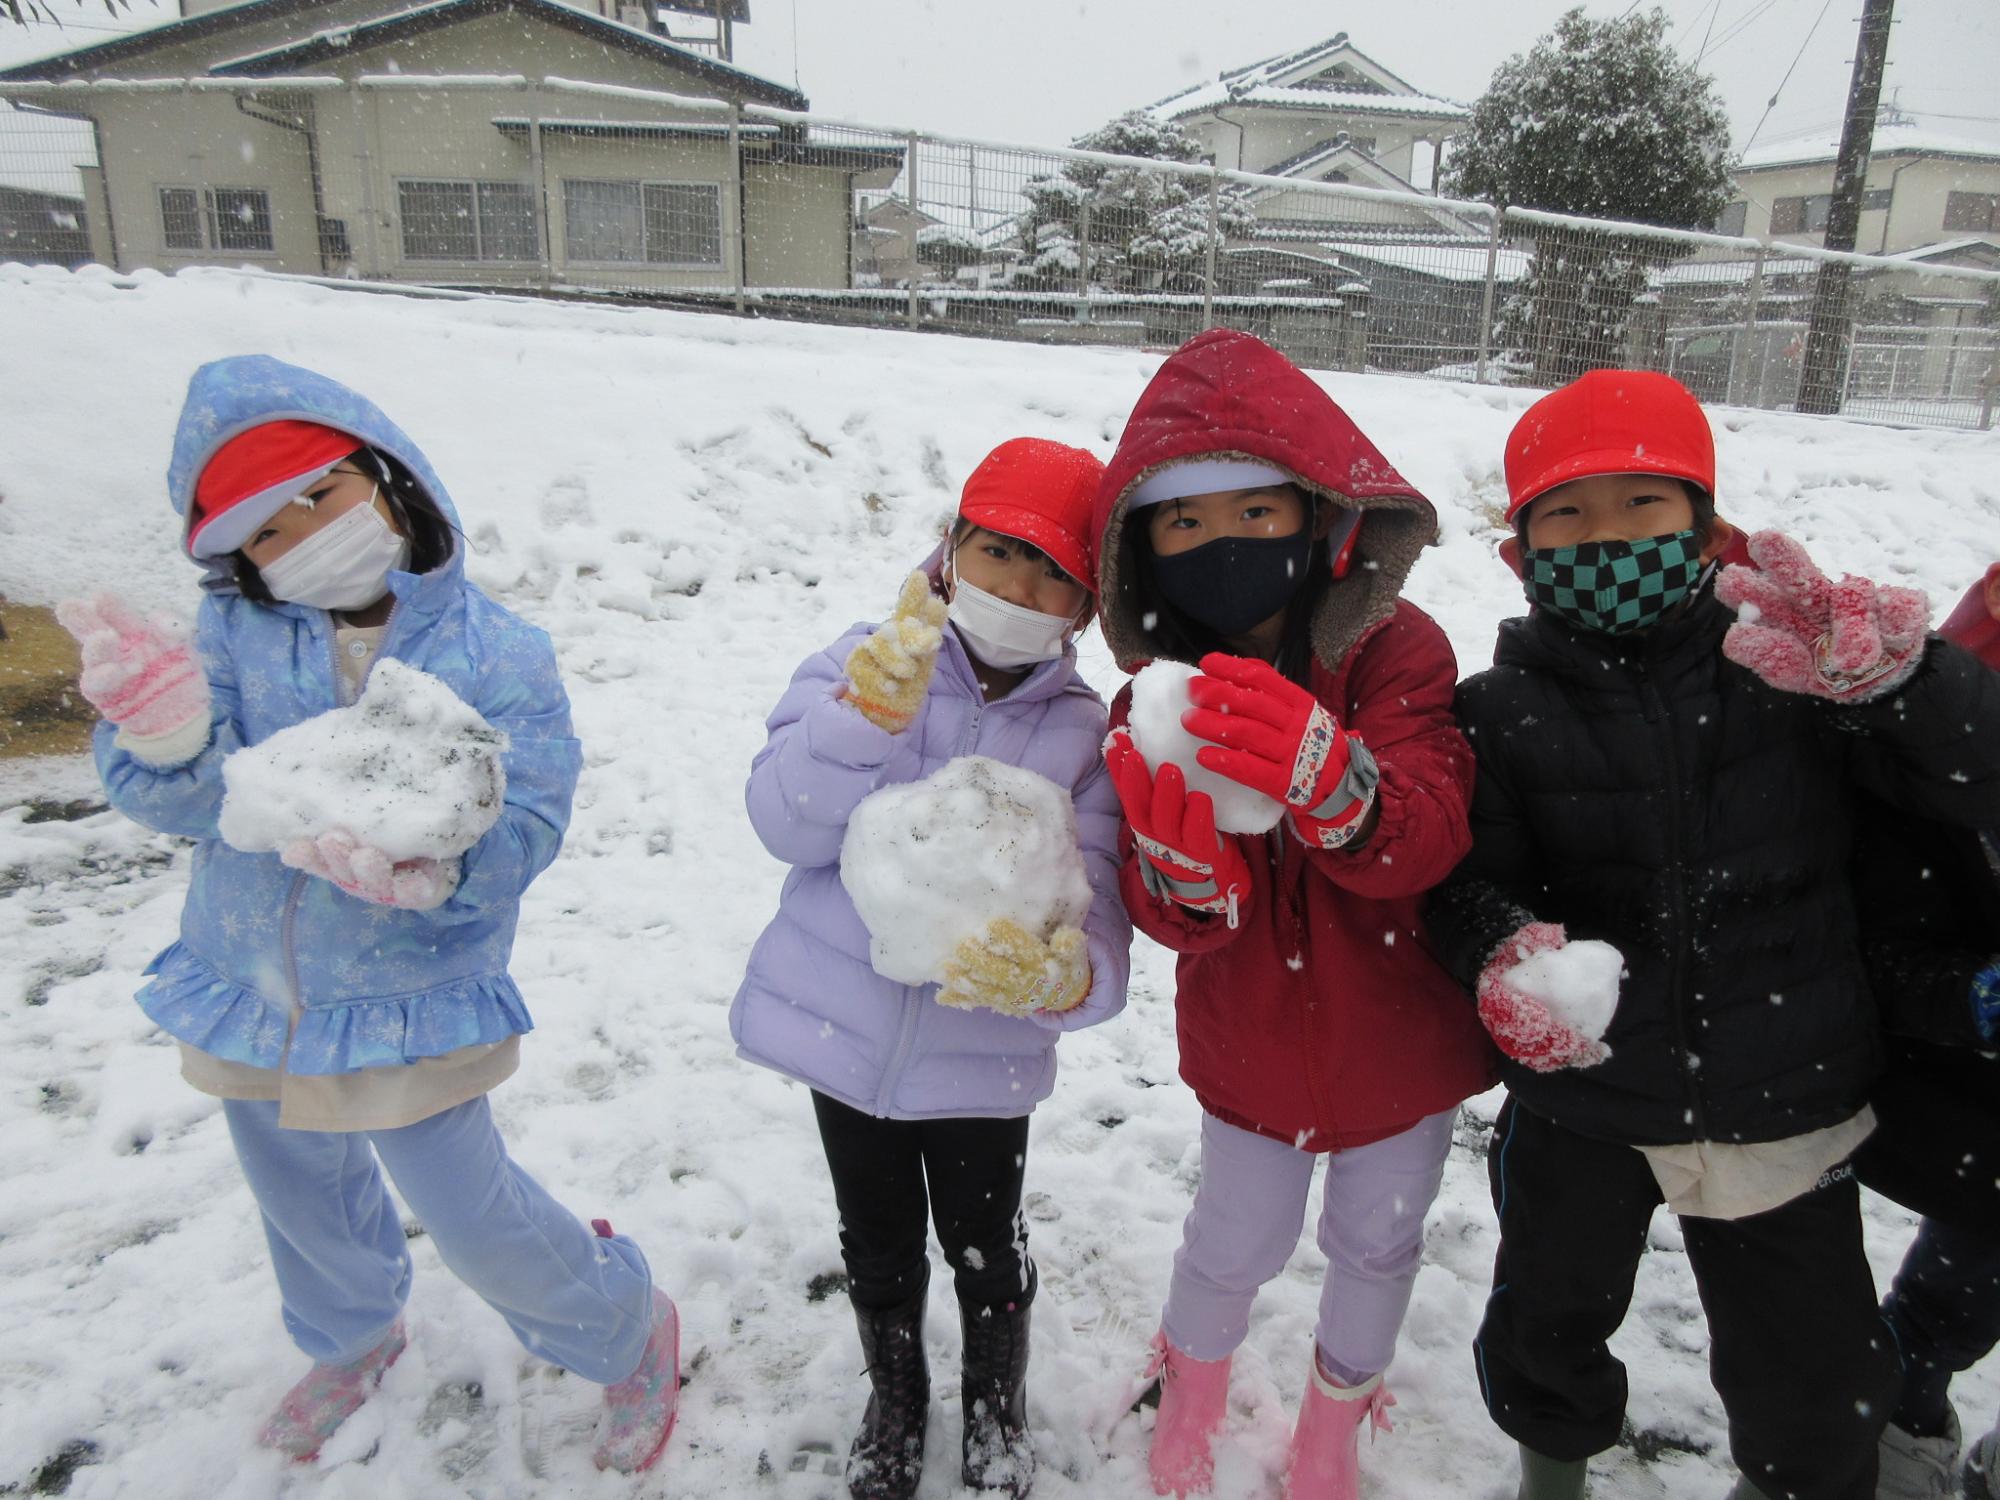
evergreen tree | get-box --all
[1444,7,1734,384]
[1014,112,1258,294]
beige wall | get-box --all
[745,163,848,287]
[1182,110,1440,186]
[83,89,320,273]
[1732,154,2000,255]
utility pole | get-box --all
[1795,0,1894,414]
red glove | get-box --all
[1182,653,1376,849]
[1716,531,1929,703]
[1476,922,1610,1073]
[1106,731,1252,923]
[281,829,461,911]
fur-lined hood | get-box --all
[1092,329,1437,672]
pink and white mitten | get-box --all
[281,829,460,911]
[55,592,212,766]
[1716,531,1929,703]
[1476,922,1613,1073]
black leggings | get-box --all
[811,1091,1035,1314]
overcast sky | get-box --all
[4,0,1996,159]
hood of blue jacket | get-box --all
[167,355,463,595]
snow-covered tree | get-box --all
[914,224,983,275]
[1014,113,1259,294]
[4,0,138,25]
[1444,7,1733,383]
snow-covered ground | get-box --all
[2,263,1997,1500]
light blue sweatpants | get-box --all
[223,1096,653,1383]
[1162,1107,1457,1384]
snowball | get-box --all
[218,659,509,861]
[839,756,1092,986]
[1125,661,1285,835]
[1505,940,1623,1042]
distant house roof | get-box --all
[1737,120,2000,171]
[0,0,807,110]
[1147,33,1467,127]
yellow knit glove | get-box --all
[937,918,1093,1017]
[843,571,948,733]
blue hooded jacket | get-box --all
[95,355,582,1075]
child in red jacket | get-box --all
[1094,330,1495,1500]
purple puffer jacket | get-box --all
[731,617,1131,1120]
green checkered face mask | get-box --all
[1522,530,1704,636]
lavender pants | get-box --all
[1162,1107,1457,1383]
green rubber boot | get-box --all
[1516,1445,1589,1500]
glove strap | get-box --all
[1289,739,1381,850]
[1134,834,1232,917]
[1286,703,1345,807]
[1810,631,1908,698]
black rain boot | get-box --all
[960,1298,1034,1497]
[846,1288,929,1500]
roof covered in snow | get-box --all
[1146,33,1467,127]
[1737,120,2000,171]
[0,0,806,110]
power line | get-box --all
[1738,0,1836,156]
[1692,0,1724,61]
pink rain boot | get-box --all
[1278,1356,1394,1500]
[592,1219,681,1476]
[257,1318,408,1462]
[1142,1330,1233,1498]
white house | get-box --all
[1143,32,1472,240]
[0,0,899,293]
[1722,115,2000,260]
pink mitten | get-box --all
[281,829,461,911]
[55,592,212,765]
[1715,531,1929,702]
[1476,922,1610,1073]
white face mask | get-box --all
[945,553,1079,669]
[258,491,411,612]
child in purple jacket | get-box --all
[731,437,1132,1500]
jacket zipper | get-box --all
[1636,663,1707,1140]
[874,660,986,1117]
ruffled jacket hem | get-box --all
[138,940,535,1075]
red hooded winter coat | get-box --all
[1094,330,1496,1151]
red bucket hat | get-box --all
[188,420,363,559]
[958,437,1106,592]
[1504,370,1715,524]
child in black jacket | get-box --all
[1428,372,2000,1500]
[1852,563,2000,1499]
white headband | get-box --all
[1128,459,1293,510]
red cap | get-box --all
[1504,370,1715,523]
[189,420,362,558]
[958,437,1106,592]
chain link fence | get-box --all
[3,77,1996,429]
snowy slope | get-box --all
[1,263,1996,1500]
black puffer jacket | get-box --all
[1428,590,2000,1147]
[1853,810,2000,1045]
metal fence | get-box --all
[3,77,1997,429]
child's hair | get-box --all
[949,516,1084,592]
[1127,487,1329,684]
[231,447,458,604]
[1513,479,1717,545]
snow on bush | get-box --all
[217,659,509,860]
[1505,939,1623,1043]
[839,756,1091,986]
[1125,660,1286,835]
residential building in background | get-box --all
[0,0,898,293]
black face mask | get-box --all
[1149,529,1315,638]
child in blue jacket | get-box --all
[61,356,677,1473]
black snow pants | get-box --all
[812,1090,1034,1315]
[1473,1097,1899,1500]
